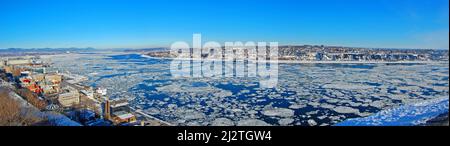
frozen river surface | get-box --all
[44,53,449,126]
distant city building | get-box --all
[6,59,32,66]
[0,60,6,67]
[146,45,449,62]
[80,89,95,100]
[96,88,107,96]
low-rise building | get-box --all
[42,84,60,95]
[31,74,45,82]
[112,111,137,123]
[96,88,107,96]
[45,74,62,84]
[81,89,94,99]
[103,98,137,124]
[6,59,32,66]
[0,60,6,67]
[58,86,80,107]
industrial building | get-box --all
[103,98,137,124]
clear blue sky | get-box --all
[0,0,448,49]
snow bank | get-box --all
[45,112,82,126]
[335,97,449,126]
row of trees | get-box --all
[1,68,52,126]
[0,88,44,126]
[15,88,47,110]
[2,69,47,110]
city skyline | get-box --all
[0,0,449,49]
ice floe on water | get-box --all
[307,119,318,126]
[237,119,271,126]
[323,83,374,90]
[212,118,235,126]
[333,106,361,114]
[262,108,295,117]
[278,118,295,125]
[288,103,307,109]
[156,82,233,98]
[46,53,449,126]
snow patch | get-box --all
[336,97,449,126]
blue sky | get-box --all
[0,0,448,49]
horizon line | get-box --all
[1,45,449,51]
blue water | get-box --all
[100,54,449,126]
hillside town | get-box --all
[144,45,449,62]
[0,56,169,126]
[276,46,449,61]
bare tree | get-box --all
[0,88,43,126]
[16,88,47,110]
[0,89,22,126]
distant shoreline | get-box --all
[269,60,448,64]
[140,54,449,64]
